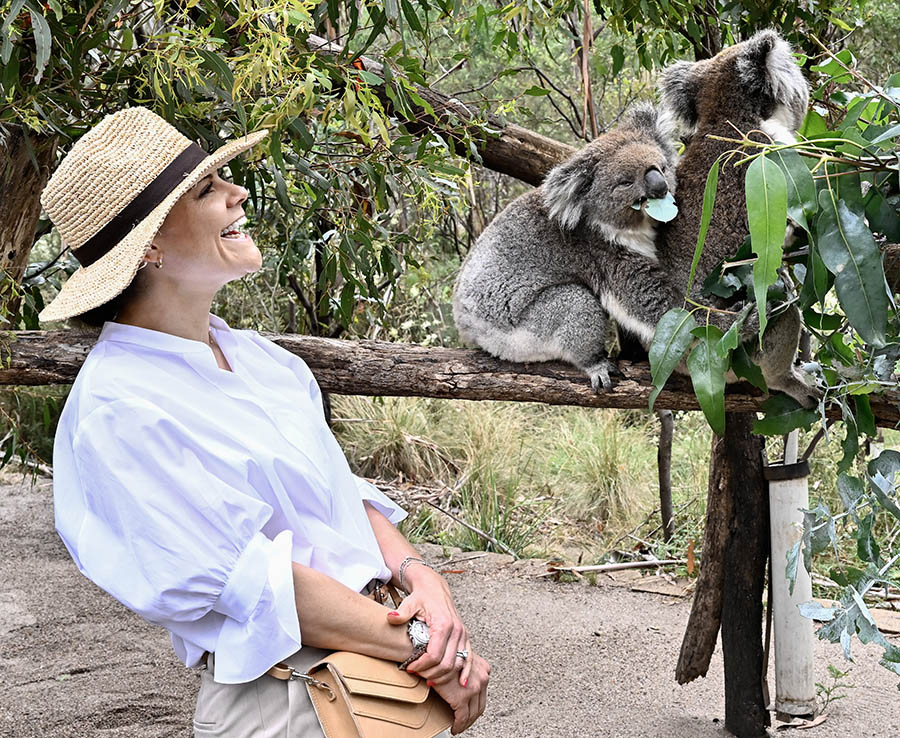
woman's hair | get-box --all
[70,266,150,328]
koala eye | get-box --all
[615,178,634,188]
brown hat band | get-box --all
[73,142,208,267]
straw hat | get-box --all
[38,106,269,323]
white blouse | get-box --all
[52,313,406,684]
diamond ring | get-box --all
[456,649,469,660]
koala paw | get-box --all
[585,359,618,393]
[770,367,823,410]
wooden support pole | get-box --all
[677,414,771,737]
[657,409,675,542]
[675,428,732,683]
[720,413,770,737]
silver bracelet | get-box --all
[398,555,433,591]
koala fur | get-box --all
[453,104,728,392]
[658,29,820,407]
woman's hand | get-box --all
[429,650,490,734]
[386,565,475,685]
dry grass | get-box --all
[332,396,714,559]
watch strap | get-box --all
[398,645,427,671]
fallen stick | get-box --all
[543,558,685,574]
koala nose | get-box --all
[644,168,668,199]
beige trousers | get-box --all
[194,650,454,737]
[194,647,331,737]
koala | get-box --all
[453,104,735,391]
[658,29,820,407]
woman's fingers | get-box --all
[451,702,470,735]
[458,637,473,686]
[411,620,467,680]
[385,595,419,625]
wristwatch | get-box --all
[398,617,430,671]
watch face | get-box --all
[408,619,430,648]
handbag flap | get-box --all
[311,652,430,704]
[350,693,438,729]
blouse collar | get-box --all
[98,313,231,355]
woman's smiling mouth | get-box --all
[220,215,249,240]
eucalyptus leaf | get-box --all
[857,513,881,564]
[718,303,753,354]
[816,190,888,347]
[686,325,726,435]
[869,472,900,522]
[686,158,720,298]
[871,123,900,144]
[854,395,876,437]
[648,308,697,411]
[837,473,865,523]
[731,343,767,391]
[798,601,838,621]
[752,394,818,435]
[798,240,833,310]
[868,449,900,481]
[838,412,859,474]
[802,308,842,331]
[644,192,678,222]
[27,3,51,84]
[771,149,817,233]
[745,154,788,340]
[864,184,900,242]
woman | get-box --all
[41,107,489,737]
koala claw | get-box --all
[586,360,617,393]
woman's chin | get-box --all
[219,235,262,272]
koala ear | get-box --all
[624,102,676,159]
[659,61,700,130]
[542,152,595,231]
[738,29,809,120]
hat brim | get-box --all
[38,129,269,324]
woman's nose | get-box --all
[230,183,249,205]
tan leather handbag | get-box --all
[302,650,453,738]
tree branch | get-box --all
[4,331,900,427]
[306,34,575,186]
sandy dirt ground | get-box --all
[1,469,897,738]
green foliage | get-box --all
[815,664,855,712]
[1,0,485,337]
[647,50,900,684]
[594,0,865,66]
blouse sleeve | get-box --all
[354,475,408,525]
[68,397,301,684]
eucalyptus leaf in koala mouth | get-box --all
[631,192,678,223]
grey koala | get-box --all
[658,29,820,407]
[453,104,735,391]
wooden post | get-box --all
[719,412,770,737]
[657,409,675,541]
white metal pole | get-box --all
[767,429,816,717]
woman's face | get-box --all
[150,169,261,288]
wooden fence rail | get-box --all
[4,330,899,429]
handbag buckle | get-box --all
[267,662,336,701]
[291,671,336,702]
